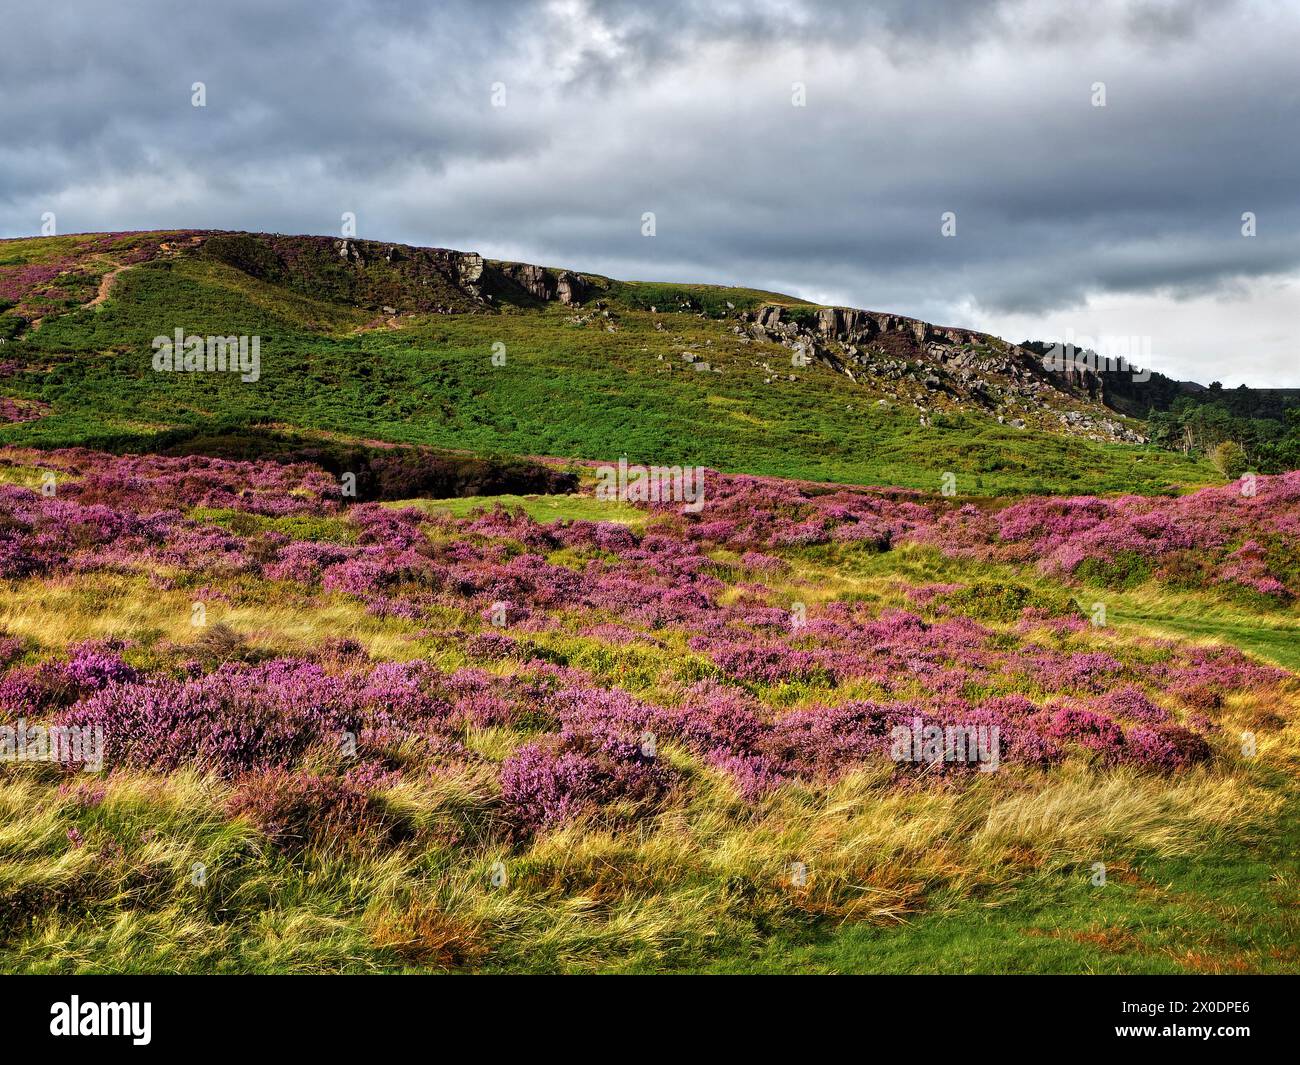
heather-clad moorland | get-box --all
[7,0,1300,1025]
[0,231,1297,973]
[0,437,1297,972]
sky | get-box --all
[2,0,1297,385]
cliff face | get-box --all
[491,262,589,306]
[737,304,1143,444]
[200,232,602,315]
[197,232,492,314]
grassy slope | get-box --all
[0,250,1216,495]
[695,827,1300,974]
[695,728,1300,975]
[0,237,1290,975]
[697,558,1300,974]
[0,492,1294,974]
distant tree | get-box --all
[1260,409,1300,472]
[1207,440,1248,479]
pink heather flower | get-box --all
[1091,685,1169,723]
[1044,705,1126,761]
[1124,724,1212,772]
[500,729,675,834]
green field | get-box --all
[0,243,1214,495]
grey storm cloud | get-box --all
[1,0,1297,382]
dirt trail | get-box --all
[23,257,126,333]
[86,259,129,308]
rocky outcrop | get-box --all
[336,238,366,264]
[554,271,586,305]
[739,304,1143,444]
[493,262,588,305]
[202,232,597,313]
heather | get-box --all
[665,468,1300,602]
[0,397,48,424]
[2,447,1292,797]
[0,232,1292,975]
[906,472,1300,599]
[0,444,1296,973]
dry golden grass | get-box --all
[0,574,422,660]
[0,723,1288,973]
[0,534,1295,972]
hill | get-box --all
[0,230,1215,494]
[0,231,1296,977]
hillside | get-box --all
[1,439,1297,974]
[1,231,1297,978]
[0,230,1214,494]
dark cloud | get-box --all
[1,0,1296,382]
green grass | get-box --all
[693,761,1300,975]
[1113,611,1300,672]
[0,244,1217,495]
[400,492,646,525]
[694,852,1298,974]
[1083,582,1300,671]
[188,507,356,543]
[601,277,816,315]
